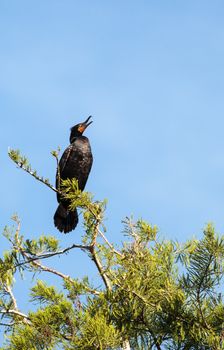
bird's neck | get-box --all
[70,135,88,144]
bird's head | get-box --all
[70,116,93,143]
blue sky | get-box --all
[1,0,224,338]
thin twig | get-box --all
[127,217,139,240]
[11,156,58,193]
[97,227,123,257]
[14,243,91,269]
[90,246,112,290]
[0,322,14,327]
[19,163,58,192]
[89,219,112,290]
[21,251,100,296]
[5,285,18,311]
[0,309,30,322]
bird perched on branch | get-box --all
[54,116,93,233]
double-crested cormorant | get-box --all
[54,116,93,233]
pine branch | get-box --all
[113,280,156,308]
[1,274,30,326]
[89,219,112,291]
[8,148,58,193]
[90,245,112,290]
[21,250,100,296]
[0,322,14,327]
[0,309,30,323]
[195,253,213,329]
[97,226,122,257]
[4,284,18,311]
[14,242,92,269]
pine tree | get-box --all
[0,149,223,350]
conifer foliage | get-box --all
[1,149,223,349]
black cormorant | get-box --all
[54,116,93,233]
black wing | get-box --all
[56,141,93,202]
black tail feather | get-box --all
[54,203,78,234]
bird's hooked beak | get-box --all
[84,115,93,128]
[78,116,93,133]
